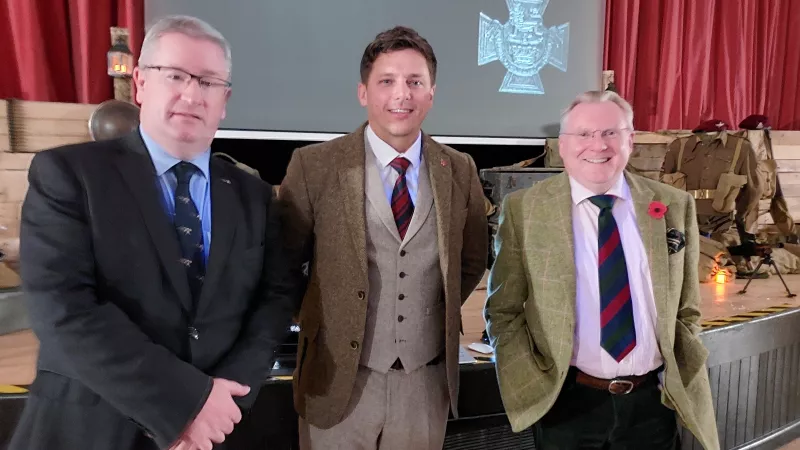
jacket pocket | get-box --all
[30,370,101,406]
[295,321,319,385]
[297,336,310,381]
[674,322,710,386]
[526,327,555,371]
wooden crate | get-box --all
[0,201,21,274]
[0,152,34,170]
[0,171,27,204]
[0,99,96,153]
[0,202,21,227]
[0,99,98,278]
[629,142,670,172]
[625,131,689,181]
[757,131,800,227]
[0,329,38,385]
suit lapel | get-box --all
[541,174,577,320]
[335,126,368,276]
[401,157,433,245]
[117,132,192,312]
[424,137,452,282]
[364,136,402,243]
[196,159,240,316]
[625,173,669,330]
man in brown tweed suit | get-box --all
[279,26,488,449]
[486,91,720,450]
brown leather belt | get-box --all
[390,352,444,371]
[574,369,653,395]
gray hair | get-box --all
[138,15,232,77]
[560,90,634,131]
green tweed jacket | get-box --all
[485,171,720,450]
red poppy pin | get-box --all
[648,201,667,219]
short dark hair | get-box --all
[359,26,437,84]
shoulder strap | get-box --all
[676,138,688,172]
[730,138,743,173]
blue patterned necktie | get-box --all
[389,157,414,239]
[172,162,205,303]
[589,195,636,362]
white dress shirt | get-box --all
[366,124,422,205]
[569,175,663,379]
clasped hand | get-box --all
[168,377,251,450]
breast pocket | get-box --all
[713,152,734,166]
[680,152,698,166]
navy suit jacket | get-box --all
[10,130,295,450]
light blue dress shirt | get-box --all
[139,127,212,264]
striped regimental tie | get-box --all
[589,195,637,362]
[389,157,414,239]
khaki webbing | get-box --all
[676,138,688,172]
[729,138,743,173]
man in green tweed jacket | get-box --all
[485,90,720,450]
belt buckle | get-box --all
[608,379,634,395]
[691,189,713,200]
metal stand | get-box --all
[738,254,796,297]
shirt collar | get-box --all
[139,125,211,179]
[569,173,630,206]
[366,124,422,169]
[694,130,728,146]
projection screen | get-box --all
[145,0,605,140]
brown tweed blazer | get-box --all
[279,123,488,429]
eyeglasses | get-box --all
[560,128,631,141]
[142,65,232,94]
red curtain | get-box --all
[0,0,143,104]
[604,0,800,131]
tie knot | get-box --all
[172,162,198,184]
[589,194,616,210]
[389,157,411,175]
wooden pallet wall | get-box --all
[0,100,96,281]
[763,131,800,226]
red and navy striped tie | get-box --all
[589,195,636,362]
[389,157,414,239]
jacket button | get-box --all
[357,291,365,299]
[400,250,406,257]
[350,341,359,350]
[188,327,199,340]
[398,315,404,322]
[399,272,406,278]
[398,294,405,300]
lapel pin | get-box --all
[441,159,448,167]
[220,178,231,184]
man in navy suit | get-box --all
[10,15,295,450]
